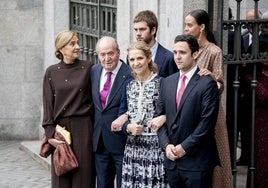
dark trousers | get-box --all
[51,116,95,188]
[166,168,213,188]
[95,136,124,188]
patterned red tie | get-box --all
[100,72,112,109]
[176,74,187,108]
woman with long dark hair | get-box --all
[184,9,233,188]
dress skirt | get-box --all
[51,116,94,188]
[212,103,233,188]
[121,134,168,188]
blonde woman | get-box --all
[117,41,168,187]
[42,30,95,188]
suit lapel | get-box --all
[177,73,199,109]
[93,65,103,111]
[165,73,180,127]
[105,63,129,108]
[155,44,166,72]
[170,73,180,111]
[171,69,200,125]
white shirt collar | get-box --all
[151,42,158,61]
[100,60,122,92]
[180,65,198,84]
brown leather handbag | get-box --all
[39,125,78,176]
[53,131,78,176]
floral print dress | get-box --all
[121,74,168,188]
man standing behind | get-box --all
[243,9,262,52]
[130,10,178,77]
[236,9,262,166]
[154,34,219,188]
[91,36,132,188]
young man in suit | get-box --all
[154,34,219,188]
[91,36,132,188]
[129,10,178,77]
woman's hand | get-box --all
[148,115,166,132]
[198,68,216,81]
[126,123,144,135]
[48,138,65,148]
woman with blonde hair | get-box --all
[114,41,168,187]
[42,30,95,188]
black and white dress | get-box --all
[121,74,169,188]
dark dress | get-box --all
[246,73,268,188]
[255,74,268,188]
[245,33,268,188]
[42,59,95,188]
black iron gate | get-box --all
[70,0,117,64]
[216,0,268,188]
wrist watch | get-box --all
[162,143,169,152]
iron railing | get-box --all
[219,0,268,187]
[70,0,117,64]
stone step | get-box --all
[20,140,51,172]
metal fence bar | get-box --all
[222,0,268,187]
[70,0,117,64]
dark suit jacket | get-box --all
[91,61,132,154]
[154,43,178,77]
[156,68,219,171]
[243,33,250,52]
[126,43,178,77]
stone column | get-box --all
[41,0,69,137]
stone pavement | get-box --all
[0,140,248,188]
[0,141,50,188]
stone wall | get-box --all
[0,0,44,140]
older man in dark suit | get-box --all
[153,34,219,188]
[91,36,132,188]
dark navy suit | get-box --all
[154,43,178,77]
[155,68,219,187]
[91,61,131,188]
[243,33,251,52]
